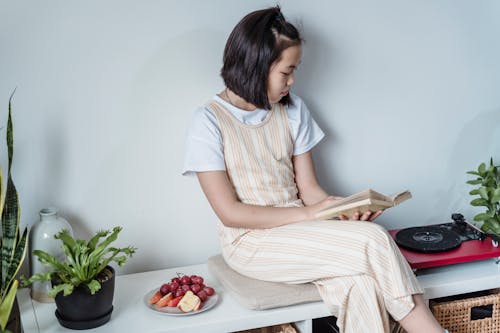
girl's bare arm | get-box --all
[196,170,338,229]
[292,151,335,205]
[293,151,383,221]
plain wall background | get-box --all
[1,0,499,275]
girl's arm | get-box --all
[292,151,333,205]
[196,170,338,229]
[293,151,383,221]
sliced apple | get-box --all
[148,290,163,304]
[194,301,203,311]
[156,292,173,307]
[167,295,183,307]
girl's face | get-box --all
[267,45,302,105]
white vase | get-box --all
[29,207,73,303]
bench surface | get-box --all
[18,258,500,333]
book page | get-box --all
[322,189,389,209]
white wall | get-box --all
[1,0,499,275]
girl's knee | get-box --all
[359,222,391,239]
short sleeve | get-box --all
[287,95,325,156]
[182,107,226,176]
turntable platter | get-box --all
[395,226,462,253]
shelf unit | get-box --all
[18,258,500,333]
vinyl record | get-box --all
[395,226,462,253]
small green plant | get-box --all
[23,227,136,297]
[467,158,500,234]
[0,91,28,333]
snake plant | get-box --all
[467,158,500,234]
[0,91,28,333]
[23,227,136,297]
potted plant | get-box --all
[467,158,500,234]
[23,227,136,330]
[0,91,28,333]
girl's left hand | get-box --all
[339,210,383,222]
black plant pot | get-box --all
[6,297,23,333]
[53,266,115,330]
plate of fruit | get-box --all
[145,273,218,315]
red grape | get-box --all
[203,286,215,296]
[190,284,202,294]
[197,290,208,302]
[170,282,179,291]
[174,288,185,298]
[160,283,171,295]
[180,275,192,285]
[191,276,204,285]
[163,274,214,303]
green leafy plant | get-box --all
[467,158,500,234]
[0,91,28,333]
[23,227,136,297]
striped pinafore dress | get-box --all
[207,100,423,333]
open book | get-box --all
[314,189,412,220]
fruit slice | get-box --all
[167,295,183,307]
[156,292,174,307]
[149,290,163,304]
[177,291,201,312]
[194,301,203,311]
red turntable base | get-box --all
[388,214,500,270]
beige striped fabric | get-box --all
[208,101,303,243]
[207,101,423,333]
[208,101,301,208]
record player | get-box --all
[388,213,500,270]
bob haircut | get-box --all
[221,6,303,110]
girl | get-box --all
[183,6,447,333]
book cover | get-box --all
[314,189,412,220]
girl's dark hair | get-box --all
[221,6,302,110]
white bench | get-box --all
[18,258,500,333]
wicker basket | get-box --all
[430,289,500,333]
[236,323,297,333]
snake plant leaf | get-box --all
[0,169,3,222]
[5,228,27,291]
[6,89,15,173]
[1,178,20,291]
[0,90,28,329]
[0,279,18,331]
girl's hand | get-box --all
[306,196,344,220]
[338,210,383,222]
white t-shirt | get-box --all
[182,93,325,176]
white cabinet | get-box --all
[18,259,500,333]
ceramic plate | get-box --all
[144,288,219,316]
